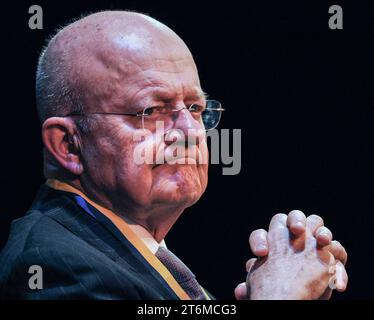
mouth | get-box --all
[152,157,198,169]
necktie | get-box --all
[155,246,206,300]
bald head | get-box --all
[36,11,196,128]
[39,10,208,224]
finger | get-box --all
[321,254,336,299]
[234,282,248,300]
[245,258,257,273]
[269,213,288,231]
[315,226,333,247]
[319,287,333,300]
[287,210,307,236]
[268,213,289,250]
[329,240,348,265]
[249,229,268,257]
[335,260,348,292]
[306,214,324,235]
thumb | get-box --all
[234,282,248,300]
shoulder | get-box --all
[1,208,80,257]
[0,209,141,299]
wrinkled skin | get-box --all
[42,12,208,241]
[235,211,348,299]
[41,12,348,299]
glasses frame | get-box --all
[65,99,225,131]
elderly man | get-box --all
[0,11,347,300]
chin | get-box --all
[152,165,206,206]
[155,190,202,208]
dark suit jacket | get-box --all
[0,185,214,300]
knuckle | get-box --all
[318,226,331,235]
[289,209,305,217]
[332,240,348,263]
[273,213,287,221]
[332,240,341,247]
[342,248,348,259]
[269,225,288,238]
[271,225,285,232]
[249,230,257,238]
[254,228,267,235]
[250,229,264,239]
[308,214,324,225]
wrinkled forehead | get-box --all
[69,27,201,109]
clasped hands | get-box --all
[235,210,348,300]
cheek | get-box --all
[88,127,209,205]
[82,137,117,184]
[113,144,155,202]
[84,131,154,199]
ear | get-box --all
[42,117,83,175]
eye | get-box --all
[188,104,204,113]
[143,107,156,116]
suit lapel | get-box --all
[31,185,180,299]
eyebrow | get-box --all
[199,91,209,100]
[150,89,209,102]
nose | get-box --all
[164,106,205,147]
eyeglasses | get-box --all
[65,99,225,131]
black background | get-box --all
[0,0,373,300]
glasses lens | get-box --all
[202,100,223,130]
[141,101,223,132]
[142,106,174,132]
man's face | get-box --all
[77,36,209,216]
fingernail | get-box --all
[336,280,345,291]
[256,244,267,252]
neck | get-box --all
[47,175,186,243]
[128,206,185,242]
